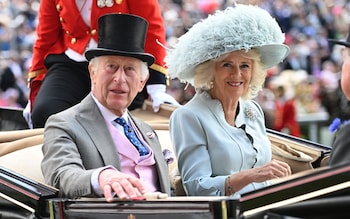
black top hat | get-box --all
[85,13,155,66]
[328,32,350,48]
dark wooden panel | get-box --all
[0,107,28,131]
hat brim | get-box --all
[167,44,290,85]
[255,44,290,69]
[85,48,155,66]
[328,39,350,48]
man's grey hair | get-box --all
[90,56,149,80]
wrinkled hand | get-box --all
[99,168,146,202]
[147,84,180,112]
[227,159,292,194]
[253,159,291,182]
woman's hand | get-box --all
[226,159,292,195]
[253,159,292,181]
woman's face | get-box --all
[211,51,253,103]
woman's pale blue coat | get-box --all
[169,91,271,196]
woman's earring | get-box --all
[210,81,214,89]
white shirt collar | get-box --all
[91,94,128,123]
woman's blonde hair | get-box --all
[193,49,266,100]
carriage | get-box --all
[0,101,349,219]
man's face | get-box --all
[90,55,148,116]
[341,47,350,100]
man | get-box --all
[41,14,171,201]
[25,0,179,129]
[327,32,350,166]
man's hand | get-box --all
[99,168,146,202]
[147,84,180,112]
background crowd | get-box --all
[0,0,350,144]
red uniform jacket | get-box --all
[29,0,167,104]
[273,98,301,137]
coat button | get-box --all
[56,4,61,11]
[91,29,97,35]
[71,38,77,44]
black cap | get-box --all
[328,32,350,48]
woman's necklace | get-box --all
[97,0,115,8]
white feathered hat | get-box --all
[165,4,290,85]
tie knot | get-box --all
[114,117,149,156]
[115,117,128,127]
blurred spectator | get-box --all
[0,0,39,110]
[255,86,276,129]
[1,88,21,108]
[318,59,341,122]
[272,85,301,137]
[0,16,12,51]
[294,76,323,114]
[282,47,304,71]
[0,66,27,108]
[267,70,303,137]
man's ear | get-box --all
[139,73,149,92]
[88,63,94,78]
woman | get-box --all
[166,4,292,197]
